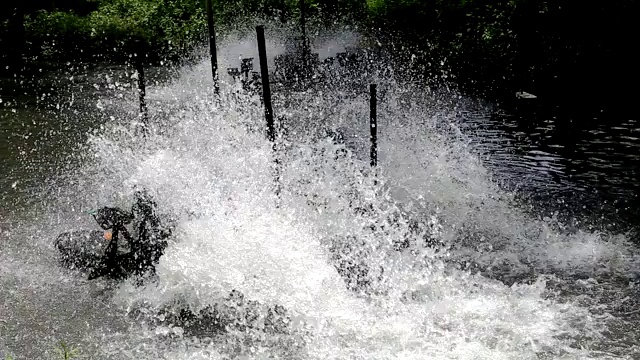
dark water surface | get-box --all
[460,100,640,235]
[0,63,175,215]
[2,57,640,358]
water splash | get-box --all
[2,29,639,359]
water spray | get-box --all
[256,25,282,203]
[206,0,219,95]
[135,40,149,136]
[300,0,309,82]
[370,83,378,168]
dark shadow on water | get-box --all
[465,97,640,237]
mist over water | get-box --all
[2,29,640,359]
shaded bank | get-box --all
[2,0,639,110]
[364,0,640,110]
[0,0,208,74]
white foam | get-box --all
[2,30,638,359]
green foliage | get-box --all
[1,340,80,360]
[24,11,91,60]
[93,0,206,51]
[18,0,521,71]
[9,0,635,99]
[53,340,80,360]
[23,0,208,63]
[7,0,526,94]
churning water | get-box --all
[2,30,640,359]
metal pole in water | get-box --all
[256,25,281,201]
[135,47,149,135]
[257,26,275,143]
[206,0,219,94]
[299,0,308,80]
[280,0,287,23]
[370,83,378,168]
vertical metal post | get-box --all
[257,26,275,143]
[257,25,281,201]
[370,84,377,167]
[300,0,308,79]
[280,0,287,23]
[136,48,149,134]
[206,0,219,94]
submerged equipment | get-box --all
[55,191,170,282]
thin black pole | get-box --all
[135,48,149,134]
[280,0,287,23]
[370,84,377,167]
[300,0,308,78]
[206,0,219,94]
[257,25,281,201]
[257,26,275,143]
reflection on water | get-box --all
[459,101,640,231]
[0,64,168,213]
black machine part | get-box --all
[92,207,134,230]
[57,191,170,281]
